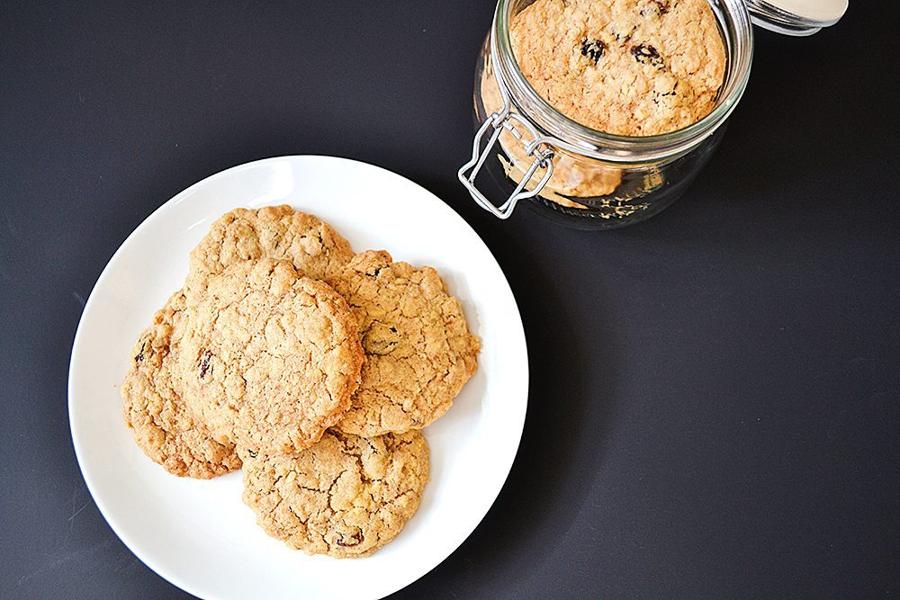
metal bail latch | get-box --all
[458,110,555,220]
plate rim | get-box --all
[67,155,529,600]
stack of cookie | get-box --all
[121,205,480,557]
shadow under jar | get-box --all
[459,0,847,230]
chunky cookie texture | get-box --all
[176,259,365,455]
[185,205,354,304]
[511,0,727,136]
[333,251,481,437]
[241,430,429,558]
[121,291,241,479]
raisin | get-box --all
[580,38,607,64]
[336,530,363,547]
[198,350,213,379]
[133,338,151,363]
[631,44,663,67]
[651,0,670,14]
[363,322,401,356]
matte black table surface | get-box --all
[1,2,898,599]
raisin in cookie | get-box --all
[511,0,726,136]
[121,291,241,479]
[176,259,365,455]
[241,430,429,558]
[185,205,354,304]
[333,251,480,437]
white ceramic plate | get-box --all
[68,156,528,600]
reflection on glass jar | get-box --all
[478,52,687,221]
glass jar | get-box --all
[459,0,847,229]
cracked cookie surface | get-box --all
[176,258,365,455]
[333,251,480,437]
[121,290,241,478]
[241,430,429,557]
[511,0,726,136]
[185,205,354,304]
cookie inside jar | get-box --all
[484,0,727,211]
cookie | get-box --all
[240,430,429,558]
[510,0,727,136]
[121,291,241,479]
[176,258,365,455]
[333,251,480,437]
[185,205,354,304]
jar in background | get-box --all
[459,0,847,229]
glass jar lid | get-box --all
[745,0,848,36]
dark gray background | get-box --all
[1,1,898,599]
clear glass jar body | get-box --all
[462,0,754,229]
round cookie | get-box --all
[333,250,480,437]
[176,258,365,455]
[185,205,354,304]
[510,0,727,136]
[240,430,429,558]
[121,290,241,479]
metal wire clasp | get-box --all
[458,109,555,220]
